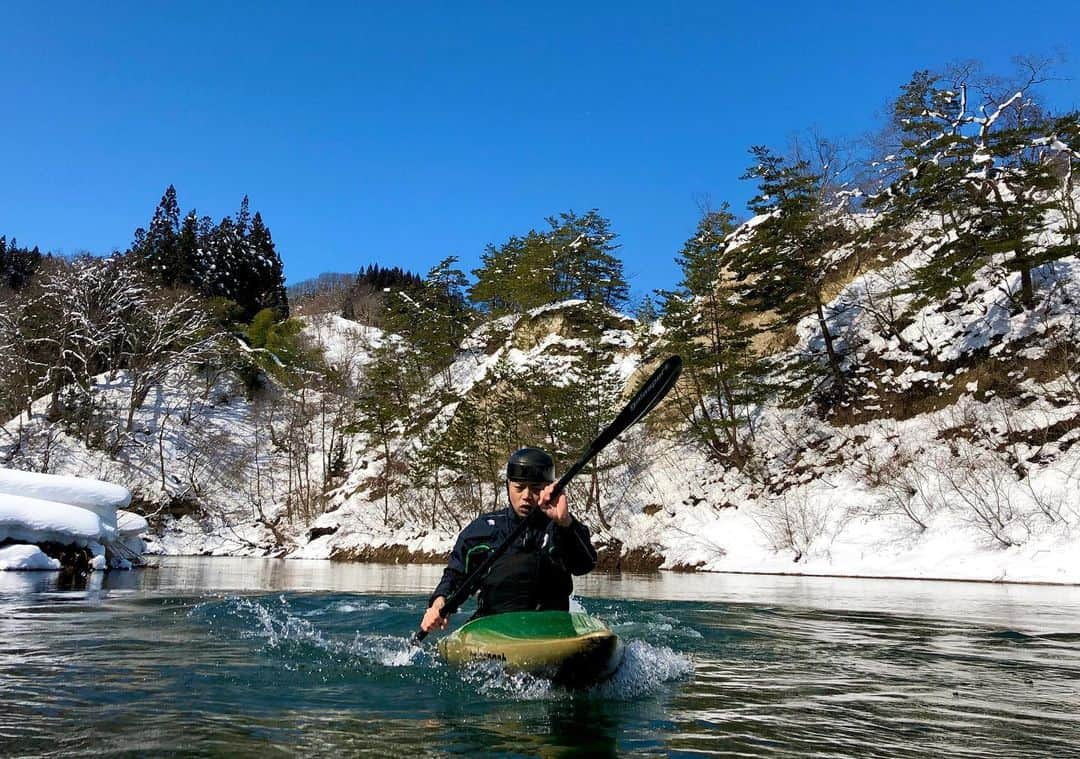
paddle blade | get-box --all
[593,355,682,451]
[553,355,682,491]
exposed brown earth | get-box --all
[329,544,445,564]
[591,539,666,572]
[327,539,674,571]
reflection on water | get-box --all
[1,557,1079,757]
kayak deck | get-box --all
[438,611,623,688]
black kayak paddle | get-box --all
[411,354,682,646]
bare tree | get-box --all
[754,489,830,563]
[118,287,220,434]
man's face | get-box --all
[507,480,546,518]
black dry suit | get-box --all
[430,507,597,618]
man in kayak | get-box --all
[419,447,598,634]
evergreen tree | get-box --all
[177,211,200,288]
[342,263,425,324]
[469,234,538,313]
[235,195,251,238]
[866,72,989,303]
[413,256,472,371]
[659,207,767,463]
[545,210,629,310]
[469,210,629,314]
[435,357,526,512]
[0,236,43,291]
[127,189,289,322]
[731,146,851,392]
[131,185,186,287]
[974,103,1061,308]
[869,68,1080,309]
[200,214,239,303]
[353,339,426,524]
[1046,114,1080,257]
[247,211,289,320]
[537,332,625,528]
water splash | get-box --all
[191,595,431,670]
[302,599,397,617]
[235,596,329,649]
[348,631,428,667]
[610,609,704,643]
[461,659,555,700]
[189,595,693,699]
[592,639,694,699]
[334,600,393,613]
[452,638,693,701]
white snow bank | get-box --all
[117,510,149,537]
[0,494,107,546]
[0,469,130,526]
[0,544,61,571]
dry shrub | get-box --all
[756,490,829,563]
[857,439,937,531]
[935,442,1029,548]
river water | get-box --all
[2,558,1079,757]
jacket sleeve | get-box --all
[549,517,597,576]
[429,517,495,607]
[430,531,469,607]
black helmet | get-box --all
[506,447,555,483]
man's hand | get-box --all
[421,596,449,633]
[538,483,572,528]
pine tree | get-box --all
[659,207,767,463]
[177,211,200,288]
[546,210,629,310]
[966,90,1080,309]
[235,195,251,238]
[1046,114,1080,257]
[869,68,1080,310]
[0,236,43,291]
[127,189,288,323]
[200,214,239,304]
[353,339,427,524]
[868,73,993,304]
[342,263,426,324]
[247,211,289,320]
[469,210,629,314]
[131,185,184,287]
[469,234,537,313]
[731,146,851,392]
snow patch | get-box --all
[0,544,61,571]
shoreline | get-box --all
[128,551,1080,588]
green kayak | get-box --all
[438,610,624,688]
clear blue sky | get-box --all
[2,2,1077,304]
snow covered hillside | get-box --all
[2,226,1080,583]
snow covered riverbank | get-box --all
[0,469,146,571]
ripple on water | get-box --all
[5,568,1080,757]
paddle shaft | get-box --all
[411,355,682,646]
